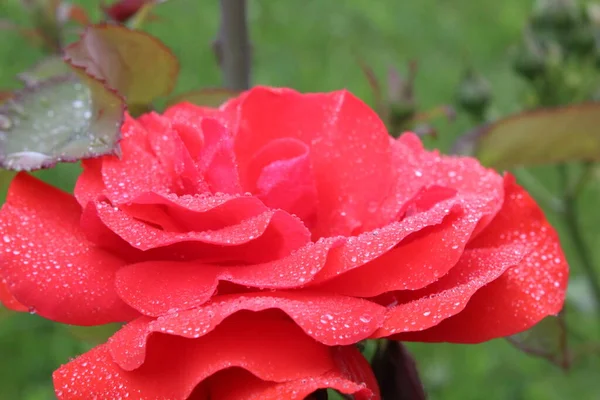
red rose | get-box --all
[0,87,567,399]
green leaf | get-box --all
[0,71,125,171]
[67,323,121,345]
[18,55,71,86]
[506,314,570,370]
[453,103,600,169]
[165,88,240,108]
[64,23,179,105]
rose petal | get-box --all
[246,138,318,227]
[208,347,380,400]
[223,86,395,238]
[315,208,479,297]
[55,314,337,399]
[111,291,386,348]
[310,194,460,284]
[371,133,504,233]
[114,238,344,315]
[198,118,242,194]
[101,116,174,204]
[115,263,219,316]
[74,158,106,208]
[139,112,205,195]
[392,175,568,343]
[88,201,310,259]
[129,191,268,232]
[372,245,525,337]
[0,173,137,325]
[0,277,28,312]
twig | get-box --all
[215,0,251,90]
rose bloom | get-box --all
[0,87,567,399]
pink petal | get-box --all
[0,173,137,325]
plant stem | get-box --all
[216,0,251,90]
[558,164,600,314]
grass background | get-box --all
[1,0,600,399]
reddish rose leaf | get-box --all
[0,173,138,325]
[453,103,600,169]
[64,23,179,105]
[0,91,13,105]
[0,71,125,171]
[507,314,570,369]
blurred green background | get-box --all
[1,0,600,399]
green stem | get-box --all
[558,164,600,315]
[216,0,251,90]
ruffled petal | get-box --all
[110,292,386,348]
[310,193,460,284]
[128,191,268,232]
[0,277,28,312]
[55,314,338,399]
[100,116,174,204]
[373,133,504,233]
[208,347,379,400]
[223,86,395,238]
[74,158,105,208]
[391,175,568,342]
[114,238,343,315]
[372,245,525,337]
[314,209,478,297]
[246,138,318,227]
[87,201,310,262]
[0,173,137,325]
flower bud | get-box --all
[513,28,550,81]
[386,64,417,134]
[531,0,580,31]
